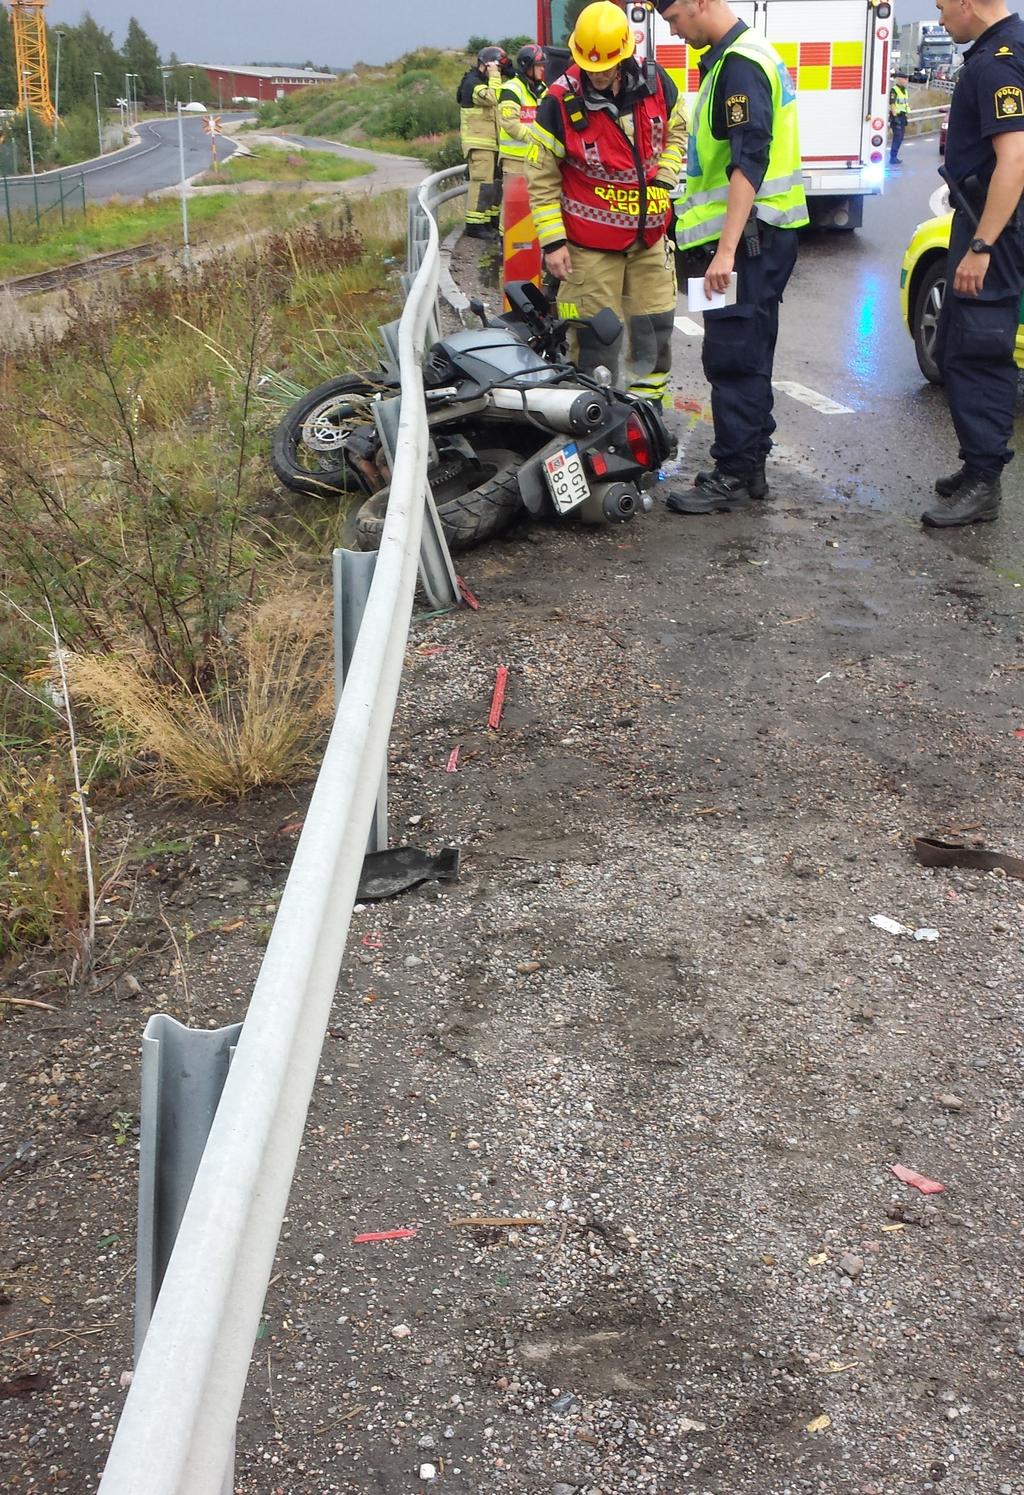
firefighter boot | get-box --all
[665,470,752,515]
[921,474,1001,527]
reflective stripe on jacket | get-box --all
[676,29,808,250]
[458,70,499,152]
[889,83,908,117]
[499,74,544,161]
[535,65,674,252]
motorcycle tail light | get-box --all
[625,413,653,468]
[589,451,609,478]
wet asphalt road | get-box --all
[670,133,1024,569]
[3,116,240,208]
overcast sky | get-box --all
[45,1,535,68]
[44,0,957,69]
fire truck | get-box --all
[535,0,894,229]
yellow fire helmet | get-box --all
[569,0,636,71]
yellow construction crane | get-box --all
[11,0,56,127]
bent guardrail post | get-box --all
[135,1016,242,1494]
[372,394,460,612]
[333,546,387,853]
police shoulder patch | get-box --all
[995,45,1015,57]
[725,92,750,127]
[995,84,1024,119]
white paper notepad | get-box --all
[686,273,738,311]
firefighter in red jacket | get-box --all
[527,0,686,404]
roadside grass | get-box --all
[203,146,373,186]
[0,192,334,280]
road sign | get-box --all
[202,115,222,137]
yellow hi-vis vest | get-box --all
[889,83,908,116]
[499,74,544,163]
[675,28,808,250]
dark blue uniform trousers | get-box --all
[701,227,799,478]
[936,209,1022,477]
[889,114,906,162]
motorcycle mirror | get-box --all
[468,296,489,328]
[504,280,551,324]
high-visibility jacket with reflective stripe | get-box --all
[536,66,674,252]
[458,69,499,152]
[676,29,808,250]
[889,83,908,117]
[499,74,545,161]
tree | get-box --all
[467,36,492,55]
[499,36,532,55]
[122,16,163,98]
[0,7,16,110]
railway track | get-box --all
[1,242,163,298]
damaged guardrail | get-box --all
[98,165,466,1495]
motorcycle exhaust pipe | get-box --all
[485,386,607,434]
[602,483,638,523]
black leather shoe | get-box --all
[934,465,970,497]
[666,470,751,514]
[921,475,1001,527]
[696,462,768,500]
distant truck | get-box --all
[536,0,895,229]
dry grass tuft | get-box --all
[67,588,334,801]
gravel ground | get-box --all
[2,240,1023,1495]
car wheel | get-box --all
[913,258,946,384]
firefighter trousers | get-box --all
[466,149,500,230]
[554,236,677,406]
[698,227,798,477]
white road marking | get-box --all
[771,380,853,415]
[673,315,705,336]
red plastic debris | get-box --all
[446,746,460,773]
[361,933,382,950]
[457,576,480,611]
[891,1163,945,1195]
[488,665,509,730]
[417,644,448,657]
[1014,728,1024,739]
[352,1228,419,1244]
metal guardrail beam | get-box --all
[98,167,456,1495]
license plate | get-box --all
[543,442,590,514]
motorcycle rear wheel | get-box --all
[271,374,378,496]
[354,447,524,553]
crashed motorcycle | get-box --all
[269,280,673,551]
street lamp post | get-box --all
[93,71,103,155]
[124,71,132,126]
[176,101,191,269]
[53,29,65,142]
[161,68,169,116]
[132,74,142,122]
[22,70,35,175]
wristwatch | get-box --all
[970,237,995,254]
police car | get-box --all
[900,211,1024,381]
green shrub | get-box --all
[426,133,466,173]
[374,88,459,140]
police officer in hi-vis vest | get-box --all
[499,44,547,182]
[921,0,1024,528]
[458,46,511,238]
[527,0,686,406]
[889,72,909,164]
[658,0,809,514]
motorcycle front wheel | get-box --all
[354,447,524,552]
[270,374,378,496]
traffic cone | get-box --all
[501,173,542,311]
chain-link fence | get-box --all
[0,171,87,242]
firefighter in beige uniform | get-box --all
[526,0,686,405]
[458,46,510,237]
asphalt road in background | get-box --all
[671,132,1024,567]
[3,116,242,208]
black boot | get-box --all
[921,474,1001,527]
[696,462,768,500]
[666,470,751,515]
[464,224,491,240]
[934,465,970,498]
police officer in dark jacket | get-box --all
[922,0,1024,527]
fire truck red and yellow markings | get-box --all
[654,40,864,95]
